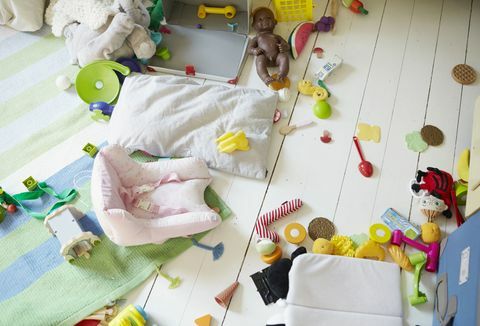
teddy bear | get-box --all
[62,0,156,67]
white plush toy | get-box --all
[47,0,156,66]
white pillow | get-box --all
[0,0,46,31]
[108,74,278,179]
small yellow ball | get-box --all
[312,238,334,255]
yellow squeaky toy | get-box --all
[312,238,334,255]
[421,222,441,244]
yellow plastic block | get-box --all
[216,131,250,154]
[195,314,212,326]
[355,239,385,261]
[357,123,381,143]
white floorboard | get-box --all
[142,0,479,325]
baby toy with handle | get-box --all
[391,229,439,273]
[409,252,428,306]
[197,4,236,19]
[76,61,130,104]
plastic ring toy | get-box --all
[269,74,291,91]
[284,222,307,244]
[369,223,391,244]
[261,245,282,264]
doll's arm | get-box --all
[248,37,263,55]
[276,35,290,53]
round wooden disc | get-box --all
[451,64,476,85]
[308,217,336,241]
[420,125,444,146]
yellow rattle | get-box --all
[197,4,236,19]
[369,223,392,244]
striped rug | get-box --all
[0,25,90,181]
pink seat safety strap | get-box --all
[123,173,189,216]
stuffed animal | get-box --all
[411,167,464,226]
[266,246,306,299]
[62,0,156,67]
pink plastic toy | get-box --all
[390,229,439,273]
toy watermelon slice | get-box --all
[288,21,315,59]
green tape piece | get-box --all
[0,105,92,180]
[0,34,65,81]
[0,65,78,128]
[0,219,48,270]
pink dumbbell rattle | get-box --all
[390,229,439,273]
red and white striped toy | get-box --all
[254,199,303,243]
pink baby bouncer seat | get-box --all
[91,145,221,246]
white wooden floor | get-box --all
[5,0,478,325]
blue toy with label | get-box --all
[433,213,480,326]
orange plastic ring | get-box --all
[284,222,307,244]
[268,75,291,91]
[261,245,282,264]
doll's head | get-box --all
[252,7,277,33]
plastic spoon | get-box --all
[279,121,314,135]
[353,136,373,177]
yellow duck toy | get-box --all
[297,80,328,96]
[216,131,250,153]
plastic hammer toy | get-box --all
[390,229,439,272]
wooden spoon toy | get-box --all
[353,136,373,177]
[279,121,314,135]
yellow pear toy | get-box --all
[421,222,441,244]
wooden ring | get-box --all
[261,245,282,264]
[284,222,307,244]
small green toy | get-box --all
[405,131,428,153]
[23,176,38,191]
[155,47,171,60]
[409,252,428,306]
[0,206,5,223]
[313,100,332,119]
[156,267,182,289]
[83,143,98,157]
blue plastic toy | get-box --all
[89,102,114,116]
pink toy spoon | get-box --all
[353,136,373,177]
